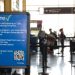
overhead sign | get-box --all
[0,12,30,67]
[44,7,75,14]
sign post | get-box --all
[3,0,30,75]
[0,12,30,75]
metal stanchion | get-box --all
[69,40,75,68]
[56,47,60,54]
[69,40,74,63]
[56,40,61,55]
[60,49,64,57]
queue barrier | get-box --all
[70,40,75,64]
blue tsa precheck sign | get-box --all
[0,12,30,67]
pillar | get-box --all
[4,0,11,12]
[23,0,26,12]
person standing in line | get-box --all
[38,29,46,54]
[49,28,53,34]
[47,28,56,53]
[38,29,47,67]
[59,28,66,56]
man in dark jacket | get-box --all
[59,28,66,56]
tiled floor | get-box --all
[30,46,75,75]
[6,41,75,75]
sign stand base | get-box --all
[39,72,49,75]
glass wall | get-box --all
[0,0,23,12]
[0,0,75,37]
[26,0,75,37]
[12,0,23,11]
[0,0,4,12]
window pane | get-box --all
[0,0,4,12]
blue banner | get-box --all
[0,12,29,67]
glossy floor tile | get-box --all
[30,47,75,75]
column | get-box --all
[23,0,26,12]
[4,0,11,12]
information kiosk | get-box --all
[0,12,30,68]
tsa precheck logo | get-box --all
[0,15,12,21]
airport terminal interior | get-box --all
[1,0,75,75]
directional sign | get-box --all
[44,7,75,14]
